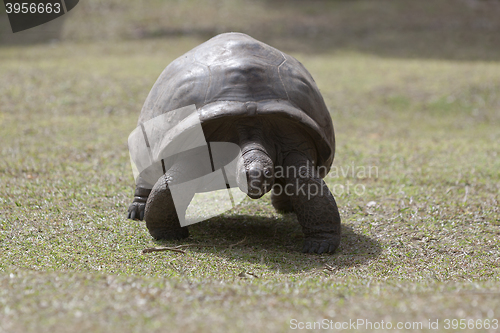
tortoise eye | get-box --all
[264,168,272,177]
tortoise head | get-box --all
[236,143,275,199]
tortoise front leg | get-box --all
[271,179,294,213]
[283,153,341,254]
[143,154,211,240]
[144,174,190,240]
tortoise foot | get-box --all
[302,233,340,254]
[149,226,189,240]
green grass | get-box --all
[61,0,500,60]
[3,0,500,60]
[1,38,498,333]
[1,1,500,331]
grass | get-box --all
[1,1,500,332]
[59,0,500,60]
[3,0,500,60]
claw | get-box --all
[317,242,329,254]
[328,244,337,253]
[302,235,340,254]
[308,241,319,253]
[127,202,147,221]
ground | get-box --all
[0,0,499,332]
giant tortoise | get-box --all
[127,32,341,254]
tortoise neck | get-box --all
[236,122,276,163]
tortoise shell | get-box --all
[138,32,335,173]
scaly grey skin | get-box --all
[235,123,275,199]
[128,120,341,254]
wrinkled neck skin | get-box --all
[235,120,276,199]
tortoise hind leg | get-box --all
[127,186,151,221]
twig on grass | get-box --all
[142,246,187,254]
[229,237,247,249]
[142,237,247,254]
